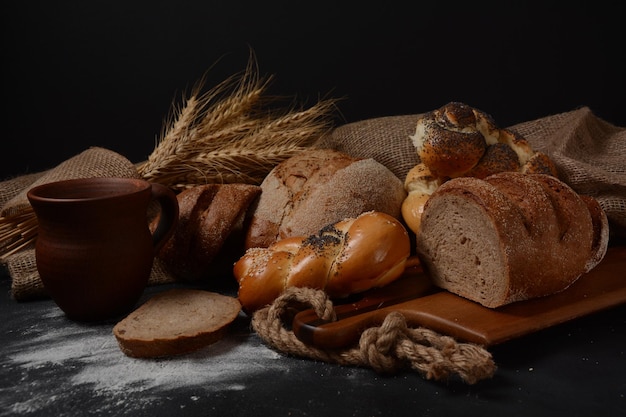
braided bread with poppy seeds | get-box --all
[234,211,411,313]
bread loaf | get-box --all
[234,211,411,313]
[244,148,407,249]
[402,102,558,234]
[113,289,241,358]
[155,184,261,281]
[415,172,609,308]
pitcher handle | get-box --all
[149,183,179,252]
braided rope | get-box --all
[251,287,496,384]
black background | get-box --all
[2,1,625,180]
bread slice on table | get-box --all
[113,289,241,358]
[415,172,609,308]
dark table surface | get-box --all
[1,254,625,417]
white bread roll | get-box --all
[415,172,609,308]
[244,148,407,249]
[234,211,411,313]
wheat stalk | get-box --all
[0,208,38,261]
[138,56,337,190]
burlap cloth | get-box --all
[1,107,625,302]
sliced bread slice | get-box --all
[113,289,241,358]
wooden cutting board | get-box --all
[292,245,626,348]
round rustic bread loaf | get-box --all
[244,148,407,249]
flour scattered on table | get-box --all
[1,302,289,416]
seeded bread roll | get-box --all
[113,289,241,358]
[415,172,609,308]
[402,102,558,234]
[245,148,407,249]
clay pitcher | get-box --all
[27,177,179,322]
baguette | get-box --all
[113,289,241,358]
[415,172,609,308]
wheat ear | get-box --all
[137,58,337,190]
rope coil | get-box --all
[251,287,496,384]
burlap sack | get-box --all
[0,172,45,207]
[315,114,422,180]
[317,106,626,238]
[0,147,176,300]
[1,147,141,216]
[509,107,626,237]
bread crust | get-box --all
[415,172,609,308]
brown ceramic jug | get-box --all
[27,177,179,322]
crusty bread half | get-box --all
[415,172,609,308]
[113,289,241,358]
[245,148,407,249]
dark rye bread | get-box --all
[415,172,609,308]
[113,289,241,358]
[244,148,407,249]
[154,184,261,281]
